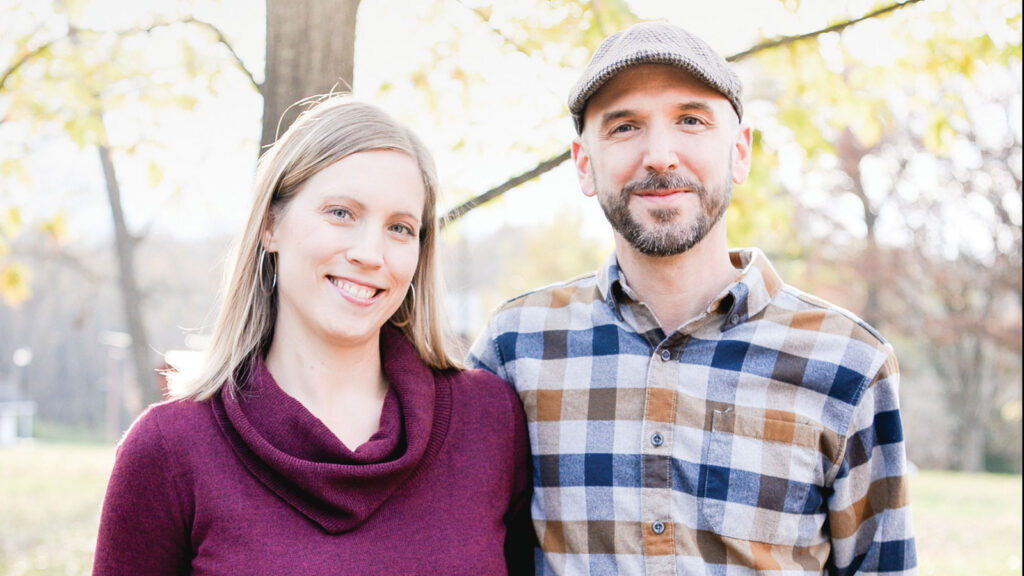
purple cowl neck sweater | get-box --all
[93,325,534,575]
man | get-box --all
[470,22,916,575]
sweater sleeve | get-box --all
[502,378,537,575]
[93,407,192,576]
[827,350,917,575]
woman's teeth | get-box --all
[330,277,378,299]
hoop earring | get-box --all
[257,248,277,295]
[407,282,416,303]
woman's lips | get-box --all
[328,276,382,305]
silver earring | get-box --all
[407,283,416,303]
[257,248,277,295]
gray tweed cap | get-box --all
[569,22,743,134]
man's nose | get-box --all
[642,123,680,174]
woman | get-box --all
[93,97,533,575]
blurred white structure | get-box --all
[1,347,35,444]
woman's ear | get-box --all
[261,214,278,253]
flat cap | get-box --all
[569,22,743,134]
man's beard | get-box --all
[597,170,732,257]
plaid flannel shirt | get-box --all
[470,248,916,575]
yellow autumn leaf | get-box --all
[147,161,165,188]
[0,262,32,307]
[40,211,69,244]
[0,207,24,238]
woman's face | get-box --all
[263,150,425,350]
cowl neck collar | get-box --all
[211,324,452,534]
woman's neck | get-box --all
[263,326,389,450]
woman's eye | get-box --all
[329,208,352,219]
[390,223,415,236]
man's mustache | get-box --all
[621,173,705,196]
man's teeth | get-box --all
[331,278,378,299]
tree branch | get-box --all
[0,16,261,97]
[0,38,59,93]
[439,150,571,229]
[182,16,262,93]
[726,0,928,62]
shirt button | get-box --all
[659,349,671,362]
[652,521,666,535]
[729,314,741,325]
[651,432,664,447]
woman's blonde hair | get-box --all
[169,96,460,400]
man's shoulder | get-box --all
[491,270,603,317]
[772,283,891,351]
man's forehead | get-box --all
[582,64,732,122]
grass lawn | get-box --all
[0,442,1021,574]
[0,443,115,576]
[911,470,1023,576]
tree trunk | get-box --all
[261,0,361,149]
[98,143,160,414]
[956,338,991,471]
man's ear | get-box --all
[732,124,754,185]
[572,137,596,198]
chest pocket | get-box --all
[698,410,827,546]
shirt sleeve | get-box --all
[93,408,192,576]
[502,376,536,575]
[827,349,918,575]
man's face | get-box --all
[573,64,752,257]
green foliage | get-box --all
[0,0,247,307]
[728,130,797,254]
[755,0,1021,160]
[468,0,640,59]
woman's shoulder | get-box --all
[444,367,516,394]
[442,367,522,416]
[119,398,215,453]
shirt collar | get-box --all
[717,248,784,330]
[596,248,785,330]
[596,252,627,320]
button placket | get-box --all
[642,344,678,571]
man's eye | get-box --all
[612,124,635,133]
[681,116,705,126]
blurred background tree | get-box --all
[0,0,1019,474]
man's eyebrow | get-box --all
[675,101,715,115]
[598,109,638,128]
